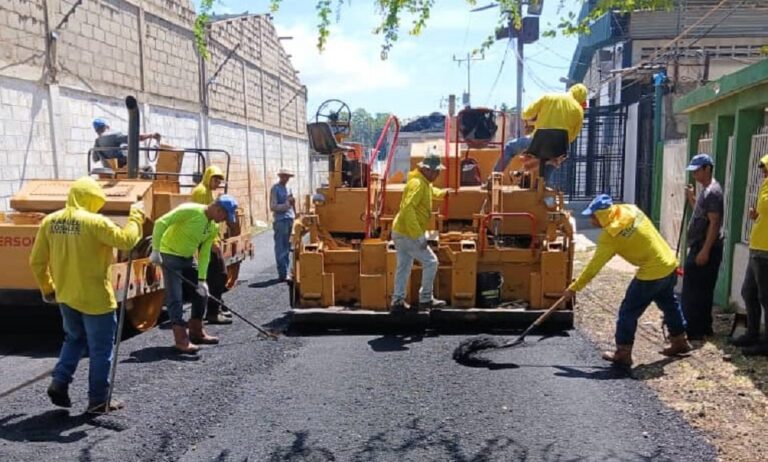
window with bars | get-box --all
[742,127,768,244]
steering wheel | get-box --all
[315,99,352,137]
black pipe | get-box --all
[126,96,139,179]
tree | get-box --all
[264,1,672,58]
[349,108,391,149]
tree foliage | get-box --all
[349,108,391,149]
[195,0,673,60]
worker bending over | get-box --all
[521,84,587,182]
[563,194,690,366]
[151,195,238,353]
[30,177,144,414]
[390,152,448,313]
[191,166,232,325]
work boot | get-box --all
[660,334,692,356]
[172,324,200,354]
[418,298,447,310]
[206,312,233,325]
[47,381,71,408]
[390,299,409,314]
[742,341,768,357]
[602,344,633,366]
[220,307,233,318]
[189,318,219,345]
[730,333,760,347]
[86,398,125,415]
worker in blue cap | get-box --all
[563,194,690,366]
[681,153,723,340]
[91,118,161,168]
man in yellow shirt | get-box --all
[734,154,768,356]
[522,84,587,182]
[191,166,232,325]
[390,152,448,313]
[30,177,144,414]
[151,195,238,352]
[563,194,690,366]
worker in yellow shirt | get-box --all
[191,166,232,325]
[563,194,690,366]
[151,195,238,352]
[734,154,768,356]
[390,151,448,313]
[30,177,144,414]
[522,84,587,182]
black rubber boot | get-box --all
[47,381,71,408]
[742,341,768,357]
[730,333,760,347]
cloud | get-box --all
[275,22,410,99]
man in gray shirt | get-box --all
[681,153,724,340]
[91,118,160,168]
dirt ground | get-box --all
[574,251,768,462]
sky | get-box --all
[221,1,581,119]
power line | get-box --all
[527,57,569,70]
[485,38,512,105]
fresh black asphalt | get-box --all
[0,231,716,461]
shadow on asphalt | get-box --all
[248,278,284,289]
[121,346,201,363]
[553,365,631,380]
[260,418,664,461]
[367,334,424,352]
[0,409,127,444]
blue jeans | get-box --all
[273,219,292,279]
[615,272,686,345]
[161,253,206,326]
[392,231,439,304]
[52,304,117,404]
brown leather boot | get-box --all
[172,325,199,354]
[660,334,691,356]
[189,318,219,345]
[602,344,633,366]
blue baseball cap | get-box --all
[687,153,713,171]
[581,194,613,216]
[92,118,108,131]
[215,194,238,222]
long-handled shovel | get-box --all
[105,251,134,414]
[169,268,278,340]
[453,296,567,363]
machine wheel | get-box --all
[315,99,352,137]
[125,291,165,332]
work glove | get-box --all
[196,281,209,298]
[150,250,162,265]
[42,292,56,305]
[130,202,146,224]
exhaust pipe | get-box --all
[125,96,139,179]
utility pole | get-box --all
[453,53,484,107]
[515,1,524,137]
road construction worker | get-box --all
[29,177,144,414]
[681,154,723,340]
[91,118,160,169]
[150,195,239,353]
[390,151,448,313]
[191,166,232,325]
[521,84,587,182]
[732,154,768,356]
[270,168,295,282]
[563,194,690,366]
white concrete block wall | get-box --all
[0,76,54,211]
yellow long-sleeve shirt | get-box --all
[392,169,446,239]
[152,203,218,279]
[29,177,143,314]
[569,204,677,292]
[750,163,768,251]
[522,92,585,143]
